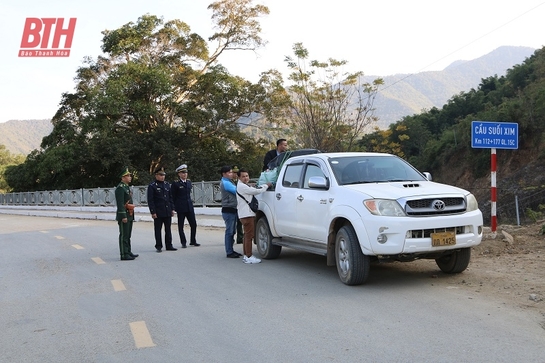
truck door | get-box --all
[293,163,330,242]
[274,163,304,237]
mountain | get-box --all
[364,46,536,128]
[0,46,536,154]
[0,119,52,155]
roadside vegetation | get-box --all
[2,0,545,229]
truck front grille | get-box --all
[405,197,466,216]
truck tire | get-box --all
[335,225,370,285]
[256,217,282,259]
[435,248,471,273]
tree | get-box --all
[358,125,408,158]
[274,43,383,151]
[6,1,271,192]
[0,145,25,193]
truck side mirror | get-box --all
[308,176,329,190]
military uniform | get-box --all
[147,167,176,252]
[115,167,137,260]
[172,164,199,247]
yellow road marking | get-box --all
[72,244,84,250]
[91,257,105,264]
[129,321,156,348]
[111,279,126,291]
[55,235,65,240]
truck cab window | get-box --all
[282,164,304,188]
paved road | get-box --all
[1,214,544,363]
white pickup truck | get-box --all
[255,152,483,285]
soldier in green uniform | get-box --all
[115,166,138,261]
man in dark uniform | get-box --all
[263,138,288,171]
[172,164,200,248]
[115,166,138,261]
[147,167,177,252]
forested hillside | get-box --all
[1,0,543,227]
[360,47,545,224]
[0,119,52,155]
[364,46,536,128]
[1,47,534,156]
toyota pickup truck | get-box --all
[255,152,483,285]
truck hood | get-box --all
[342,181,470,199]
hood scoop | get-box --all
[403,183,421,188]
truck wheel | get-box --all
[335,225,369,285]
[435,248,471,273]
[256,217,282,259]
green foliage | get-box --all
[278,42,383,152]
[526,205,545,223]
[7,3,545,197]
[359,47,545,180]
[5,1,271,192]
[0,145,25,193]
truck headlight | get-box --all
[363,199,406,216]
[466,193,479,212]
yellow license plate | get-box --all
[431,231,456,247]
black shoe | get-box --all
[129,253,139,258]
[156,248,162,253]
[166,247,177,251]
[227,252,240,258]
[181,245,187,248]
[233,251,243,257]
[189,243,201,247]
[121,255,135,261]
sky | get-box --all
[1,0,544,123]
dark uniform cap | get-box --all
[232,165,239,173]
[154,167,166,175]
[119,166,131,178]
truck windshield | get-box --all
[329,155,427,185]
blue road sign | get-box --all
[471,121,518,149]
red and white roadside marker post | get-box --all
[471,121,518,237]
[491,148,497,235]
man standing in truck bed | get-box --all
[263,138,288,171]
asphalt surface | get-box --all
[1,213,545,362]
[0,205,225,227]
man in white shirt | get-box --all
[236,168,272,264]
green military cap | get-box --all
[232,165,239,173]
[119,166,131,178]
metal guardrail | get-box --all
[0,181,223,207]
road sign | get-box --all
[471,121,518,149]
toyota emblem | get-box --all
[432,200,446,210]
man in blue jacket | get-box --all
[147,167,177,252]
[220,165,242,258]
[172,164,199,248]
